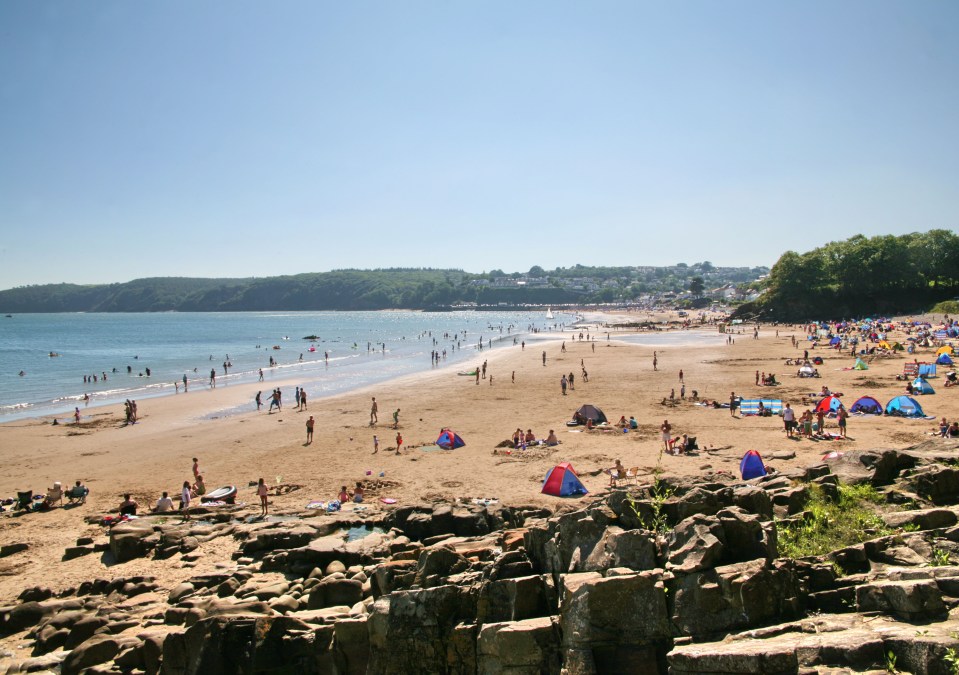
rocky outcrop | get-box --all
[4,445,959,674]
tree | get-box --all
[528,266,546,277]
[689,276,705,297]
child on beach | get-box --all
[257,478,268,516]
[396,432,403,454]
[372,435,379,454]
[338,485,351,503]
[353,482,364,503]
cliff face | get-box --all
[2,440,959,674]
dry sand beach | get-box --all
[1,312,957,612]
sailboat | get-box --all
[546,307,554,320]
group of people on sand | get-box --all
[337,482,365,504]
[782,402,847,439]
[511,428,559,448]
[615,415,639,430]
[938,418,959,438]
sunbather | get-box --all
[44,482,63,508]
[545,429,558,446]
[606,459,625,487]
[119,494,138,516]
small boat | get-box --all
[272,345,281,350]
[303,335,319,341]
[201,485,237,504]
[48,352,60,357]
[546,307,554,320]
[4,315,11,318]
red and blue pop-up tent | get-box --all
[435,429,465,449]
[542,462,588,497]
[740,450,767,480]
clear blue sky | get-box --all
[1,1,957,288]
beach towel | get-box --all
[739,399,783,416]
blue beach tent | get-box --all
[918,364,937,378]
[435,429,465,449]
[885,396,926,418]
[936,353,953,366]
[542,462,589,497]
[740,450,767,480]
[849,396,883,415]
[911,378,935,395]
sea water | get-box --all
[0,310,576,423]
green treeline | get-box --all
[0,264,764,313]
[734,230,959,321]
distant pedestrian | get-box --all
[192,457,200,479]
[393,409,400,428]
[209,369,216,388]
[299,389,307,410]
[730,392,737,417]
[181,481,192,520]
[370,397,378,425]
[372,435,379,454]
[306,416,314,444]
[660,420,672,452]
[679,369,684,383]
[561,375,568,395]
[653,352,658,370]
[542,351,546,366]
[511,371,515,384]
[838,408,848,438]
[255,391,262,410]
[74,407,81,425]
[396,431,403,454]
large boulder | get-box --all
[476,575,554,624]
[668,515,726,573]
[306,578,363,610]
[582,527,658,572]
[161,615,318,674]
[477,617,562,675]
[670,559,801,638]
[559,571,670,673]
[856,579,948,621]
[367,584,478,674]
[109,519,158,562]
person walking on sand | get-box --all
[679,369,684,383]
[255,391,262,410]
[74,407,81,425]
[210,368,216,388]
[183,374,188,392]
[372,435,379,454]
[561,375,568,395]
[192,457,200,480]
[257,478,268,516]
[837,407,848,438]
[396,431,403,454]
[306,415,314,444]
[730,392,737,417]
[653,351,658,371]
[299,388,307,410]
[542,351,546,366]
[783,403,796,438]
[370,397,378,425]
[393,409,400,429]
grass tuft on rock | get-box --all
[777,483,893,559]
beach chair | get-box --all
[45,484,63,508]
[625,467,641,484]
[903,363,919,379]
[686,437,699,452]
[14,491,33,512]
[66,485,89,505]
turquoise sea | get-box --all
[0,310,576,422]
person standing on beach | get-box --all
[370,397,378,425]
[393,409,400,429]
[209,369,216,388]
[183,374,188,392]
[396,431,403,454]
[730,392,737,417]
[255,391,262,410]
[561,375,568,395]
[542,351,546,366]
[372,435,379,454]
[660,420,672,452]
[837,407,848,438]
[679,369,684,383]
[783,403,796,438]
[653,352,658,371]
[258,368,264,382]
[180,481,192,520]
[192,458,200,480]
[74,407,81,425]
[306,416,314,444]
[299,389,307,410]
[294,387,301,409]
[257,478,268,516]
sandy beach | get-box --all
[1,313,957,606]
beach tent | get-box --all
[812,356,824,365]
[829,337,841,346]
[798,365,817,378]
[849,396,883,415]
[937,353,954,366]
[739,399,783,416]
[911,377,935,395]
[892,342,905,351]
[740,450,767,480]
[938,345,955,356]
[435,429,465,449]
[878,340,892,350]
[918,364,937,378]
[573,404,607,425]
[541,462,588,497]
[853,358,869,370]
[815,395,844,416]
[885,396,926,418]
